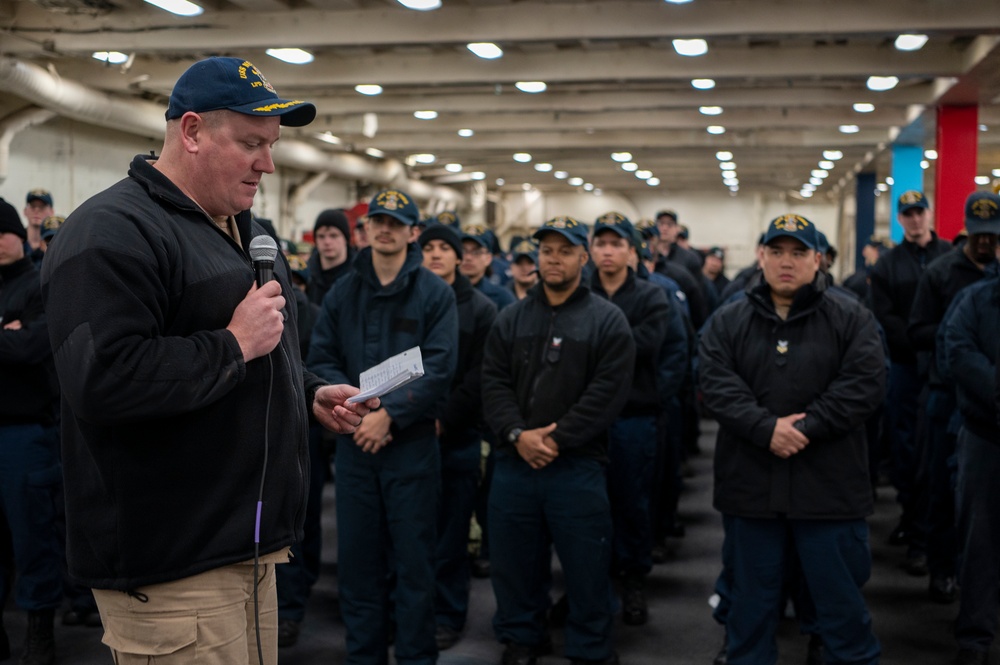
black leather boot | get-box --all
[20,609,55,665]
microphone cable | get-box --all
[253,352,274,665]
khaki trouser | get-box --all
[93,559,282,665]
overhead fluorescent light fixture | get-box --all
[621,162,639,172]
[636,170,653,179]
[467,42,503,59]
[397,0,441,9]
[707,125,726,135]
[354,84,383,96]
[839,124,860,134]
[458,128,474,137]
[611,152,633,162]
[876,183,889,192]
[513,152,532,163]
[992,168,1000,177]
[664,0,693,4]
[554,171,569,179]
[716,151,733,161]
[800,189,814,198]
[924,149,938,160]
[886,176,894,185]
[471,171,486,180]
[811,169,829,178]
[975,176,990,185]
[407,153,436,164]
[823,150,844,160]
[673,39,708,57]
[719,161,736,170]
[143,0,202,16]
[691,78,716,90]
[894,34,928,51]
[568,177,584,186]
[316,132,343,145]
[723,177,739,186]
[365,148,385,158]
[866,76,899,91]
[921,160,930,169]
[802,183,817,191]
[853,102,875,113]
[534,163,553,172]
[495,178,506,187]
[722,170,737,178]
[699,106,723,116]
[515,81,547,94]
[818,160,835,170]
[583,183,595,191]
[266,48,314,65]
[92,51,129,64]
[413,110,438,120]
[647,177,661,186]
[810,177,823,186]
[445,163,463,173]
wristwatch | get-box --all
[507,427,524,445]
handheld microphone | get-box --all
[249,235,279,288]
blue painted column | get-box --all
[855,172,876,273]
[890,144,924,243]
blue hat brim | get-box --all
[593,224,632,240]
[966,220,1000,236]
[764,230,817,251]
[533,227,587,247]
[227,99,316,127]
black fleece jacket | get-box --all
[481,282,635,462]
[590,268,669,416]
[437,272,497,445]
[0,256,57,426]
[41,154,324,590]
[699,278,886,519]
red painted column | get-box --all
[934,105,978,241]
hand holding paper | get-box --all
[347,347,425,404]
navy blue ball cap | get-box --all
[166,57,316,127]
[533,216,589,248]
[511,238,538,263]
[593,211,635,240]
[964,191,1000,235]
[368,189,420,226]
[763,214,820,251]
[26,189,53,207]
[898,190,930,212]
[461,224,492,250]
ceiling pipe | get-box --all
[0,57,465,206]
[0,106,57,184]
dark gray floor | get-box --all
[4,419,997,664]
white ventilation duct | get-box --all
[0,58,464,205]
[0,106,57,183]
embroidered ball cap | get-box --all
[898,190,930,212]
[367,189,420,226]
[708,246,725,260]
[461,224,493,250]
[511,238,538,263]
[533,216,589,248]
[40,215,65,241]
[763,214,820,251]
[964,191,1000,235]
[634,218,660,240]
[593,212,636,241]
[165,57,316,127]
[0,197,26,240]
[436,211,460,227]
[26,189,53,207]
